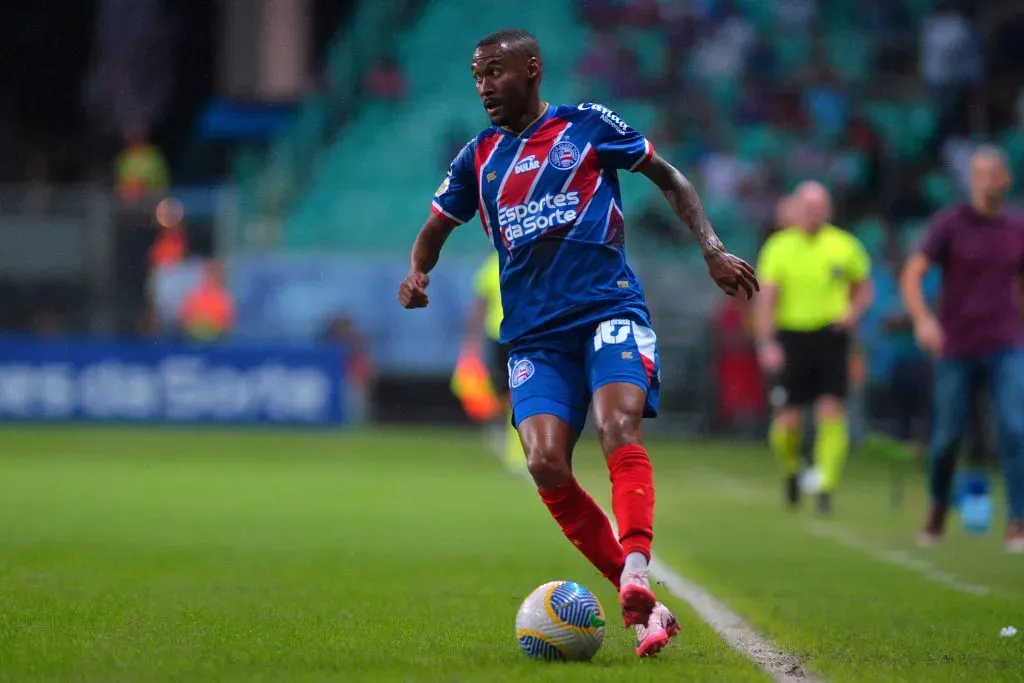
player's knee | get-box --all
[815,396,845,421]
[595,410,642,455]
[773,408,802,432]
[525,444,571,489]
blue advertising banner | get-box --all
[0,337,345,425]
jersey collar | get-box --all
[501,102,551,138]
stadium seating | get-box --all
[234,0,1020,262]
[283,0,589,253]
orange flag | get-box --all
[450,346,502,422]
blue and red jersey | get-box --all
[431,102,656,345]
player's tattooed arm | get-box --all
[398,214,458,309]
[640,152,759,299]
[639,152,725,256]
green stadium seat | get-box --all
[851,216,887,259]
[922,171,959,208]
[825,29,873,81]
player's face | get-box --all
[471,45,532,126]
[970,155,1011,202]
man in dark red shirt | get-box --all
[901,146,1024,553]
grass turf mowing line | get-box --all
[805,522,991,597]
[0,427,767,683]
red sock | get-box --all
[607,444,655,560]
[539,478,625,589]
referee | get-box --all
[462,251,523,472]
[754,182,875,513]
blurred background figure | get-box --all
[462,252,524,473]
[321,315,377,425]
[178,260,235,343]
[115,121,170,204]
[755,182,874,514]
[901,146,1024,552]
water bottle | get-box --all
[960,473,993,534]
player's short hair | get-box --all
[475,28,541,60]
[972,144,1008,167]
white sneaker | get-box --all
[634,602,681,657]
[800,467,822,495]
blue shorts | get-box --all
[506,315,661,434]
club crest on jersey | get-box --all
[548,141,581,171]
[514,155,541,175]
[435,175,451,197]
[510,359,535,388]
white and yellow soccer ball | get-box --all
[515,580,606,661]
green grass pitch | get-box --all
[1,426,1022,682]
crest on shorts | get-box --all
[510,359,535,388]
[548,141,581,170]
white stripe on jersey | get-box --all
[522,123,572,206]
[476,140,502,238]
[431,200,464,225]
[559,142,593,193]
[565,173,604,241]
[493,138,529,235]
[628,138,653,172]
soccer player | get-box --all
[754,182,874,514]
[462,251,523,472]
[397,29,757,656]
[900,146,1024,552]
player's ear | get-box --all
[526,57,541,80]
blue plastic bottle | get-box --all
[960,473,992,534]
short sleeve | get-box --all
[431,140,478,226]
[579,103,654,173]
[918,211,952,266]
[756,234,784,286]
[847,234,871,282]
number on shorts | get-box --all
[593,319,632,351]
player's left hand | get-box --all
[398,272,430,309]
[704,250,759,299]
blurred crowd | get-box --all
[573,0,1024,253]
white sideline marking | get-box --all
[646,550,819,683]
[512,467,816,681]
[807,522,991,597]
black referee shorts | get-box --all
[485,338,511,403]
[772,327,850,408]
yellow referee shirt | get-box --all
[472,252,503,341]
[756,224,871,332]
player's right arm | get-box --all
[900,213,947,355]
[399,141,479,310]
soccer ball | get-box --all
[515,580,606,661]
